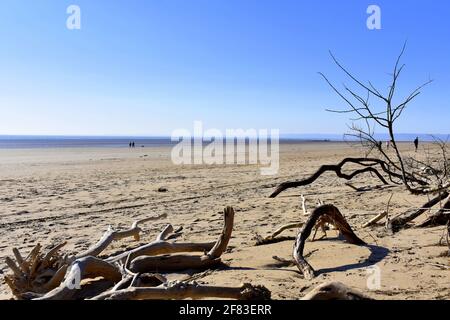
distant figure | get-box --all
[132,141,135,148]
[414,136,419,152]
[129,142,132,148]
[386,140,390,149]
[378,141,382,150]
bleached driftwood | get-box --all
[35,256,122,300]
[4,242,70,297]
[4,214,165,298]
[301,195,309,216]
[362,211,387,228]
[128,206,234,273]
[4,206,268,301]
[255,222,303,246]
[293,204,365,279]
[91,281,271,300]
[76,214,167,258]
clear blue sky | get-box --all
[0,0,449,136]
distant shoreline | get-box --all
[0,137,341,149]
[0,134,446,149]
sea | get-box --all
[0,134,447,149]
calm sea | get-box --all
[0,136,177,149]
[0,134,446,149]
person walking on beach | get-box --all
[132,141,135,148]
[129,142,132,148]
[414,136,419,152]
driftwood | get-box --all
[362,211,387,228]
[106,241,215,264]
[76,214,167,259]
[4,242,70,297]
[301,281,373,300]
[35,256,122,300]
[129,206,234,273]
[388,192,449,232]
[269,157,393,198]
[255,222,303,245]
[4,206,270,300]
[3,213,167,298]
[293,204,365,279]
[301,194,309,215]
[417,195,450,228]
[91,282,271,300]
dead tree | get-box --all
[4,207,271,300]
[270,43,449,230]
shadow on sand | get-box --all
[316,244,389,275]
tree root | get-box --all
[4,206,270,300]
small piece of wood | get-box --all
[362,211,387,228]
[12,248,29,274]
[268,222,304,240]
[40,242,67,270]
[301,195,309,216]
[5,257,22,277]
[156,224,174,241]
[255,222,303,246]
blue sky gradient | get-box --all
[0,0,449,135]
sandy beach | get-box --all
[1,142,448,300]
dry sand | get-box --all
[0,142,449,299]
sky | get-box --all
[0,0,449,136]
